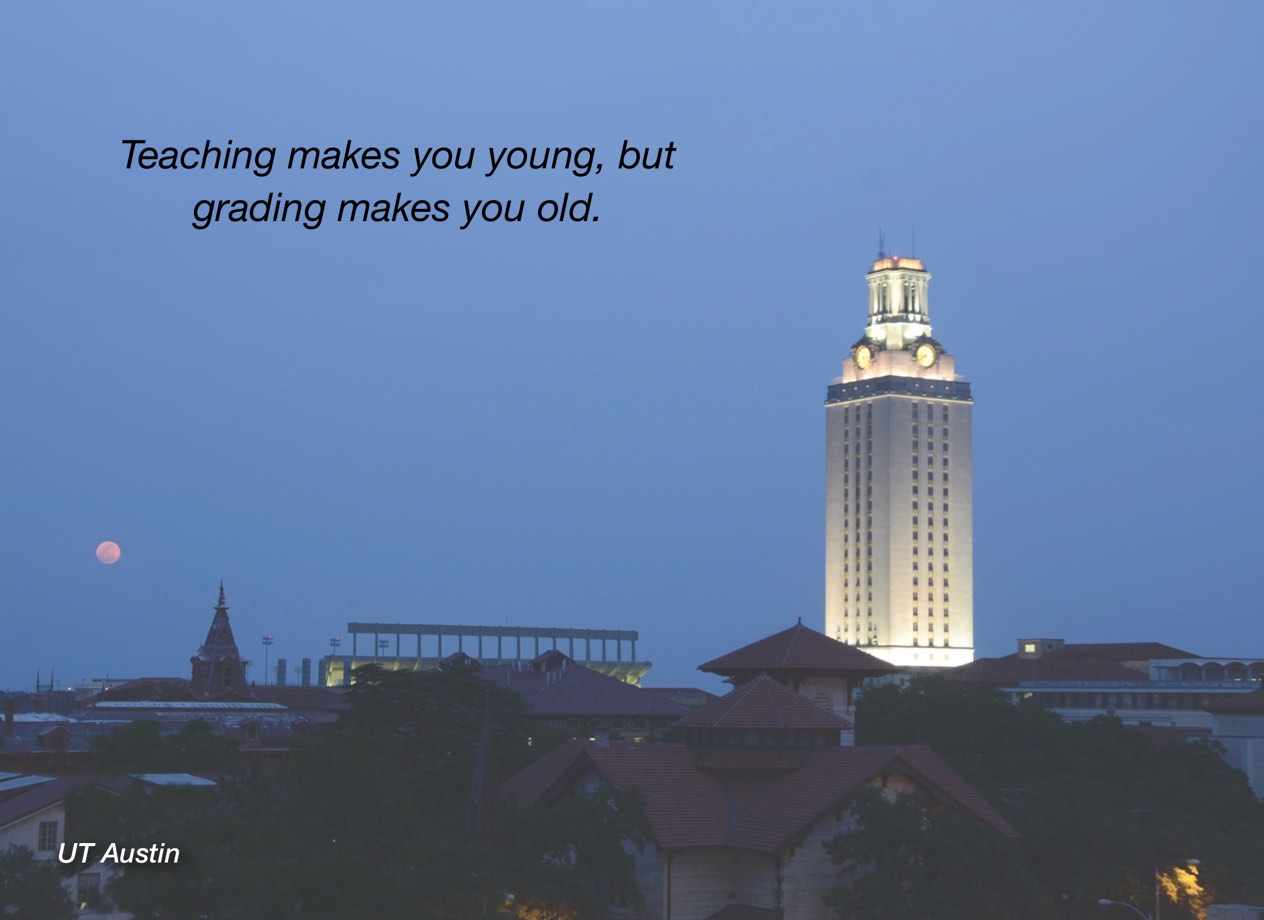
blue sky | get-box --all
[3,2,1261,692]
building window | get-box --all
[78,873,102,911]
[38,821,57,852]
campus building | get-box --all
[825,253,974,667]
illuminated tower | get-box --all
[824,254,974,667]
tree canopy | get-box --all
[84,665,643,920]
[0,845,75,920]
[849,677,1264,919]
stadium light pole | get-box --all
[261,635,274,686]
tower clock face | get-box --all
[855,345,872,369]
[915,344,937,368]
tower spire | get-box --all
[192,582,248,696]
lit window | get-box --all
[78,874,101,911]
[38,821,57,851]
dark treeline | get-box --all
[52,666,640,920]
[843,678,1264,920]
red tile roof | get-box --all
[947,656,1146,684]
[503,741,1018,852]
[1048,642,1199,661]
[949,641,1200,684]
[699,622,899,677]
[675,675,853,731]
[0,776,88,830]
[478,659,689,719]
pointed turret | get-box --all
[190,583,249,696]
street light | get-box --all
[261,636,274,686]
[1154,859,1199,920]
[329,637,342,686]
[1097,858,1200,920]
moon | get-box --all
[96,541,122,565]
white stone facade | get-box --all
[825,257,974,668]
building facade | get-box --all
[825,255,974,667]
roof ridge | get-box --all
[780,625,799,668]
[763,678,785,728]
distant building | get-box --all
[473,649,690,742]
[949,638,1264,730]
[324,621,651,686]
[698,619,899,726]
[189,583,249,696]
[1205,689,1264,799]
[825,253,974,667]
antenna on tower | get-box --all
[877,228,887,259]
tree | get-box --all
[824,788,1058,920]
[0,845,75,920]
[90,718,238,773]
[855,677,1264,917]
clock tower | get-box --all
[824,254,974,667]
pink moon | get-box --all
[95,541,122,565]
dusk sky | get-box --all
[3,2,1261,692]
